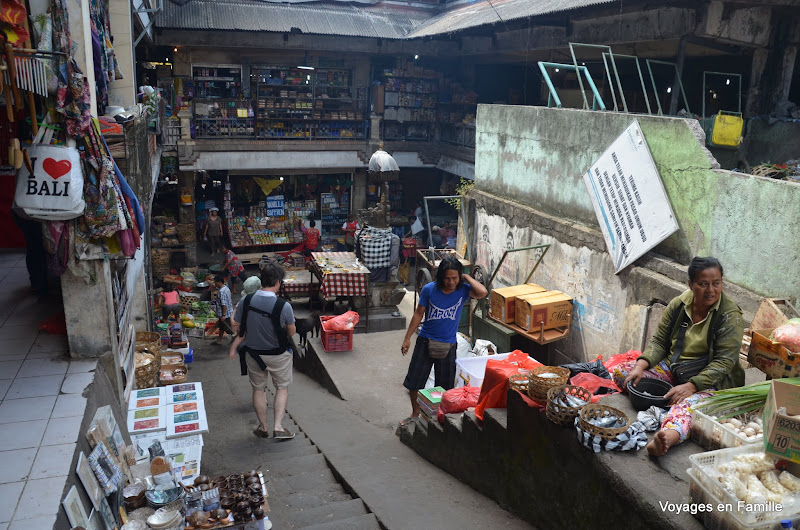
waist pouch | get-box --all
[427,338,454,359]
[671,357,709,385]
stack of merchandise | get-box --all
[417,387,445,422]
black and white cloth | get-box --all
[356,227,394,269]
[573,408,661,453]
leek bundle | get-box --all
[694,378,800,419]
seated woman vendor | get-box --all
[617,256,745,456]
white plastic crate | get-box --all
[454,352,512,389]
[687,468,800,530]
[689,444,800,525]
[692,408,764,451]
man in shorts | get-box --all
[229,263,297,440]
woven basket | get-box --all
[152,249,170,266]
[159,365,188,385]
[186,243,197,266]
[527,366,571,401]
[508,373,531,393]
[134,352,158,389]
[545,385,592,426]
[177,224,196,244]
[578,404,630,440]
[152,264,170,280]
[135,332,162,359]
[163,275,182,285]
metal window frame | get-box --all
[569,43,625,112]
[601,53,652,115]
[645,60,690,116]
[538,62,606,111]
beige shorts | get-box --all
[246,351,293,390]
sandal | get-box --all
[253,427,269,439]
[272,428,295,440]
[399,416,419,428]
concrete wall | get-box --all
[474,106,800,301]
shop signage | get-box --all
[582,119,678,274]
[321,193,338,207]
[266,194,285,217]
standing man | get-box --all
[399,256,487,425]
[212,275,234,345]
[220,243,247,294]
[341,214,361,252]
[229,263,297,440]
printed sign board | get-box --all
[583,120,678,273]
[266,194,285,217]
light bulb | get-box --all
[555,68,560,73]
[173,47,177,52]
[414,55,419,60]
[726,79,731,85]
[667,87,672,94]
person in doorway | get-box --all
[341,214,361,252]
[297,219,320,257]
[204,208,223,255]
[159,283,181,322]
[618,257,745,456]
[399,256,488,426]
[220,243,247,294]
[229,263,297,440]
[439,221,456,248]
[212,274,234,345]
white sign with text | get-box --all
[583,120,678,273]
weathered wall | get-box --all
[474,105,800,301]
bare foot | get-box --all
[647,429,680,456]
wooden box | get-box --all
[489,283,546,323]
[515,291,573,332]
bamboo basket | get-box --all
[134,352,158,389]
[546,385,592,426]
[578,404,630,440]
[527,366,570,401]
[151,249,170,266]
[159,365,188,385]
[135,332,162,360]
[152,264,170,280]
[177,224,196,244]
[508,373,531,393]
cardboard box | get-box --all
[748,329,800,378]
[515,291,573,332]
[763,380,800,463]
[489,284,546,323]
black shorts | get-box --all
[402,336,457,391]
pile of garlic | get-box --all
[714,452,800,508]
[709,413,764,442]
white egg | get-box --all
[744,427,756,436]
[746,422,760,431]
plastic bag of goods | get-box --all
[472,339,497,357]
[437,386,481,424]
[321,311,360,331]
[772,319,800,353]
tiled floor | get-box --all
[0,251,94,528]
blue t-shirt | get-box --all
[418,282,471,343]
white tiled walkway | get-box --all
[0,251,95,529]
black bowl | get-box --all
[627,378,672,411]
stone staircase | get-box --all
[259,414,381,529]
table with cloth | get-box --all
[309,252,371,331]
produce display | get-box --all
[706,413,764,442]
[710,452,800,506]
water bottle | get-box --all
[780,520,794,530]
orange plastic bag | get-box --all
[437,386,481,424]
[475,350,542,421]
[321,311,360,331]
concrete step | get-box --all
[280,487,353,509]
[286,499,368,528]
[255,444,319,462]
[264,453,330,477]
[257,436,314,454]
[267,467,341,495]
[301,513,381,530]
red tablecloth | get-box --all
[311,252,370,297]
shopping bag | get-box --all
[474,350,542,420]
[14,122,85,220]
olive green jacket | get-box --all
[638,292,745,391]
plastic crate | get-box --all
[691,408,764,451]
[688,444,800,525]
[320,316,353,352]
[687,468,800,530]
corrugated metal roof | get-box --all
[404,0,616,39]
[158,0,432,39]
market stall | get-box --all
[309,252,370,331]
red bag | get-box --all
[603,350,641,372]
[39,311,67,335]
[570,373,620,403]
[437,386,481,424]
[475,350,542,421]
[321,311,359,331]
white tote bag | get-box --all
[14,124,85,220]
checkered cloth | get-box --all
[280,281,314,295]
[310,252,370,297]
[356,227,393,269]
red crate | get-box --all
[320,316,354,352]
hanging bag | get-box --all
[14,119,85,220]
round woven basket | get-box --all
[151,249,170,266]
[152,264,170,280]
[578,403,630,440]
[508,373,531,393]
[527,366,571,401]
[177,224,196,244]
[545,385,592,426]
[134,352,158,389]
[135,331,162,357]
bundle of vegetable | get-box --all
[695,378,800,420]
[713,452,800,507]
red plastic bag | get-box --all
[39,311,67,335]
[570,373,620,403]
[475,350,542,421]
[437,386,481,424]
[773,321,800,353]
[321,311,360,331]
[603,350,641,372]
